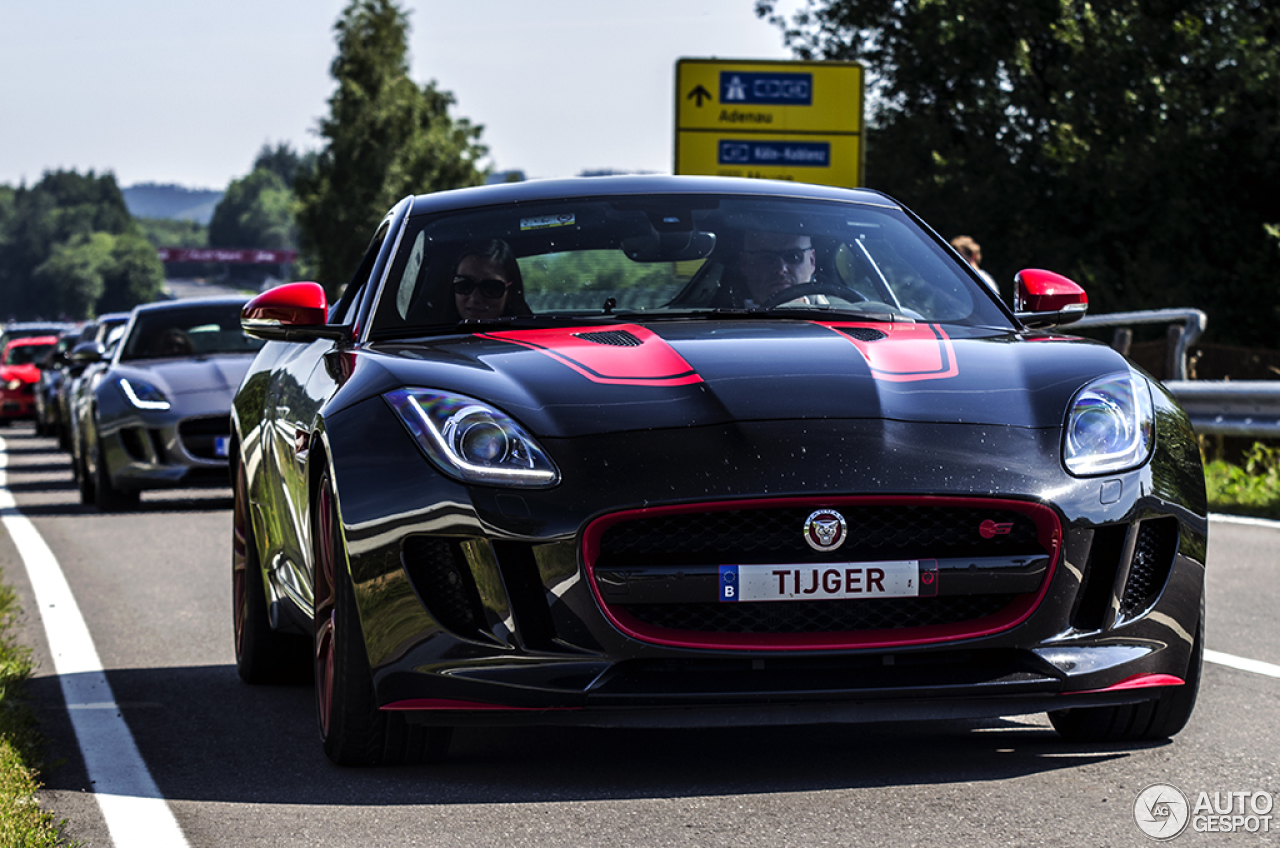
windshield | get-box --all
[119,302,265,361]
[2,341,54,366]
[368,193,1011,338]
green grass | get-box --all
[1204,442,1280,521]
[0,573,73,847]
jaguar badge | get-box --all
[804,509,848,552]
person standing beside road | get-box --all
[950,235,998,295]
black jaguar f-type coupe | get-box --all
[231,176,1206,766]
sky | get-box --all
[0,1,804,191]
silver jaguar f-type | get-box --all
[75,296,264,510]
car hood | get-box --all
[112,354,256,400]
[0,364,40,384]
[358,320,1134,438]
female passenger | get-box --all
[450,240,531,321]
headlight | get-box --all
[4,378,21,391]
[119,377,171,410]
[1064,370,1154,476]
[385,388,559,487]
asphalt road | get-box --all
[2,422,1277,847]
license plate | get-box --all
[719,560,937,602]
[214,436,229,458]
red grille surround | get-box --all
[582,496,1062,651]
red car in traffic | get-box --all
[1,335,58,424]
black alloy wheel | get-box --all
[313,471,451,766]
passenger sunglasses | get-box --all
[744,247,813,266]
[452,276,510,298]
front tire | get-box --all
[233,461,307,683]
[93,438,139,512]
[1049,612,1204,742]
[75,432,95,505]
[313,471,451,766]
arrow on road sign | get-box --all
[687,84,713,107]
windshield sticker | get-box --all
[520,213,576,231]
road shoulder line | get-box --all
[0,436,189,848]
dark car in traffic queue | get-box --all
[73,297,263,510]
[60,314,132,454]
[230,175,1207,766]
[33,330,84,438]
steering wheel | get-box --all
[759,281,868,310]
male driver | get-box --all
[737,231,816,306]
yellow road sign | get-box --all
[674,58,864,188]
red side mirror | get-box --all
[241,282,349,342]
[1014,269,1087,313]
[242,282,328,328]
[1014,269,1088,328]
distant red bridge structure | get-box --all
[157,248,298,264]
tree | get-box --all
[295,0,488,296]
[757,0,1280,347]
[209,168,297,250]
[31,233,113,320]
[98,233,165,314]
[252,142,316,188]
[0,170,137,319]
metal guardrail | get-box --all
[1074,308,1208,380]
[1164,381,1280,437]
[1072,308,1278,437]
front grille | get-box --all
[587,498,1056,647]
[599,504,1041,566]
[178,415,229,460]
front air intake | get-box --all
[1119,518,1180,617]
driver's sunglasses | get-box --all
[745,247,813,266]
[452,276,510,298]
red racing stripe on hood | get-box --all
[816,321,959,382]
[477,324,703,386]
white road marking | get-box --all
[0,436,189,848]
[1209,512,1280,530]
[1205,649,1280,680]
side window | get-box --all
[394,230,428,320]
[329,225,390,326]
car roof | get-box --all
[408,175,901,217]
[129,295,249,315]
[3,335,59,347]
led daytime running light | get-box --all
[119,377,171,410]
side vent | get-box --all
[1119,518,1180,618]
[401,536,486,638]
[1073,524,1127,632]
[573,330,643,347]
[836,327,888,342]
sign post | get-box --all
[675,58,864,188]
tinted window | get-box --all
[120,303,265,361]
[368,194,1011,337]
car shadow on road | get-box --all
[29,664,1154,808]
